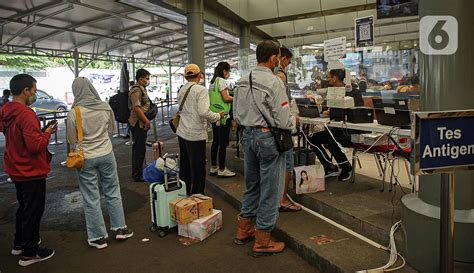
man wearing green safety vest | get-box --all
[209,61,236,177]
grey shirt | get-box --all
[233,66,295,130]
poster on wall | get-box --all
[238,48,256,76]
[355,15,374,49]
[323,37,346,62]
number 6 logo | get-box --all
[420,16,458,55]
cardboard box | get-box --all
[169,195,214,224]
[362,133,389,146]
[178,209,222,241]
[191,194,213,218]
[169,197,198,225]
[326,87,346,100]
[327,97,355,109]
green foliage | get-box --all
[0,54,118,71]
[50,58,115,70]
[0,54,161,72]
[0,54,52,71]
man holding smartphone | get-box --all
[0,74,56,266]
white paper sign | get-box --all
[324,37,347,62]
[384,107,396,115]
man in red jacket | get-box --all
[0,74,57,267]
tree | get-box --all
[0,54,52,71]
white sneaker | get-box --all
[88,237,108,249]
[125,140,133,146]
[209,166,218,176]
[217,168,236,177]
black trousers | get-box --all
[14,179,46,257]
[211,122,231,169]
[131,124,148,180]
[178,136,206,195]
[309,130,351,172]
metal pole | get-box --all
[132,55,136,81]
[152,117,158,142]
[60,120,69,167]
[159,100,165,126]
[168,59,173,113]
[73,49,79,77]
[50,112,63,145]
[440,172,455,273]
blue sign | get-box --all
[419,116,474,170]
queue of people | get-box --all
[1,39,380,266]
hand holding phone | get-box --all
[45,120,58,134]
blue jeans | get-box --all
[77,152,126,241]
[240,127,285,232]
[285,148,294,171]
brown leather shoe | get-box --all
[251,230,285,257]
[234,216,255,245]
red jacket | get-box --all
[0,101,51,182]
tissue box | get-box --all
[178,209,222,241]
[169,195,214,224]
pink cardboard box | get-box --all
[178,209,222,241]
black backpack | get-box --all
[109,92,130,123]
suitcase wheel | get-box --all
[150,224,158,233]
[158,230,167,238]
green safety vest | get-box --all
[209,78,231,125]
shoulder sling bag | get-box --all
[132,84,158,121]
[249,72,293,152]
[66,106,85,169]
[169,84,194,133]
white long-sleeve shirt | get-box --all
[67,107,116,159]
[176,82,221,141]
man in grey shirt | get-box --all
[233,40,296,256]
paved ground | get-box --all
[0,120,318,273]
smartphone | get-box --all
[50,120,58,129]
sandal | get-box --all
[279,202,302,212]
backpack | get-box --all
[109,92,130,123]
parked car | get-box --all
[30,89,68,118]
[148,84,166,102]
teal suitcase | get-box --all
[149,154,187,237]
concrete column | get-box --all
[239,24,250,50]
[186,0,205,72]
[401,1,474,272]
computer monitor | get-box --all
[372,98,411,129]
[295,98,320,118]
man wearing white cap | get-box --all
[176,64,223,195]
